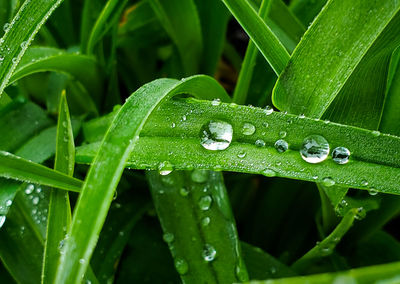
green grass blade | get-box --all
[250,261,400,283]
[42,92,74,283]
[221,0,290,75]
[77,98,400,195]
[148,170,248,282]
[273,0,400,118]
[0,151,82,192]
[149,0,203,75]
[54,75,227,283]
[0,0,63,97]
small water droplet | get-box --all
[237,151,246,158]
[163,232,175,243]
[368,188,378,196]
[32,197,39,205]
[12,57,17,64]
[201,217,210,227]
[361,180,369,187]
[3,23,9,32]
[158,161,173,176]
[0,215,6,228]
[20,41,28,49]
[191,169,209,183]
[262,168,276,177]
[279,131,287,138]
[25,184,34,194]
[180,187,189,197]
[79,258,85,264]
[5,200,12,207]
[274,139,288,153]
[242,123,255,135]
[255,139,265,147]
[299,114,305,118]
[202,244,216,262]
[200,120,233,151]
[182,115,187,121]
[211,98,221,106]
[262,122,269,128]
[355,207,366,220]
[264,105,274,115]
[174,258,189,275]
[300,135,330,164]
[199,196,212,211]
[372,130,380,137]
[171,122,176,128]
[322,177,335,187]
[332,147,350,164]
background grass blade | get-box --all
[273,0,400,119]
[42,92,73,283]
[221,0,290,75]
[77,98,400,194]
[0,0,63,96]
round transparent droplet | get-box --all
[0,215,6,228]
[202,244,217,262]
[79,258,85,264]
[262,168,276,177]
[32,197,39,205]
[158,161,173,176]
[300,135,330,164]
[279,131,287,138]
[237,151,246,158]
[332,147,350,164]
[5,200,12,207]
[25,184,34,194]
[242,123,255,136]
[163,232,175,243]
[361,179,369,187]
[322,177,335,187]
[200,120,233,151]
[211,98,221,106]
[174,258,189,275]
[368,188,378,196]
[191,169,209,183]
[264,105,274,115]
[255,139,266,147]
[355,207,366,220]
[171,122,176,128]
[198,196,212,211]
[274,139,288,153]
[180,187,189,197]
[201,217,210,227]
[372,130,380,137]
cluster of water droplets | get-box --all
[24,183,47,225]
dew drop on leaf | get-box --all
[322,177,335,187]
[163,232,175,243]
[191,169,208,183]
[202,244,216,262]
[158,161,173,176]
[262,168,276,177]
[211,98,221,106]
[300,135,330,164]
[200,120,233,151]
[237,151,246,158]
[274,139,288,153]
[332,147,350,164]
[264,105,274,115]
[279,131,287,138]
[242,123,255,135]
[25,184,34,194]
[201,217,210,227]
[255,139,265,147]
[179,187,189,197]
[0,215,6,228]
[198,196,212,211]
[368,188,378,196]
[174,258,189,275]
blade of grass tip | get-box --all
[0,151,82,192]
[54,75,229,283]
[221,0,290,75]
[42,91,73,284]
[291,208,358,273]
[0,0,64,97]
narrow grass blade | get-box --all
[0,0,64,97]
[221,0,290,75]
[149,0,203,75]
[273,0,400,119]
[42,92,74,283]
[148,170,248,282]
[77,98,400,195]
[0,151,82,192]
[54,75,228,283]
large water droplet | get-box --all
[163,232,175,243]
[200,120,232,150]
[322,177,335,187]
[198,196,212,211]
[158,161,173,176]
[174,258,189,275]
[300,135,330,164]
[242,123,255,136]
[332,147,350,164]
[264,105,274,115]
[202,244,217,262]
[255,139,265,147]
[274,139,288,153]
[191,169,208,183]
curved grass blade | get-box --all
[42,92,73,283]
[149,0,203,75]
[273,0,400,119]
[0,0,64,97]
[54,75,228,283]
[250,261,400,284]
[0,151,82,192]
[77,98,400,195]
[221,0,290,75]
[147,170,248,283]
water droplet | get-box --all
[263,122,269,128]
[264,105,274,115]
[237,151,246,158]
[180,187,189,197]
[182,115,187,121]
[191,169,208,183]
[32,197,39,205]
[171,122,176,128]
[200,120,233,151]
[201,217,210,227]
[322,177,335,187]
[279,131,287,138]
[25,184,34,194]
[163,232,175,243]
[158,161,173,176]
[174,258,189,275]
[3,23,9,32]
[299,114,305,118]
[79,258,85,264]
[199,196,212,211]
[332,147,350,164]
[242,123,255,135]
[361,180,369,187]
[255,139,265,147]
[320,246,332,256]
[262,168,276,177]
[202,244,217,262]
[12,57,17,64]
[211,98,221,106]
[274,139,288,153]
[20,41,27,49]
[355,207,366,220]
[0,215,6,228]
[372,130,380,137]
[300,135,330,164]
[5,200,12,207]
[368,188,378,196]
